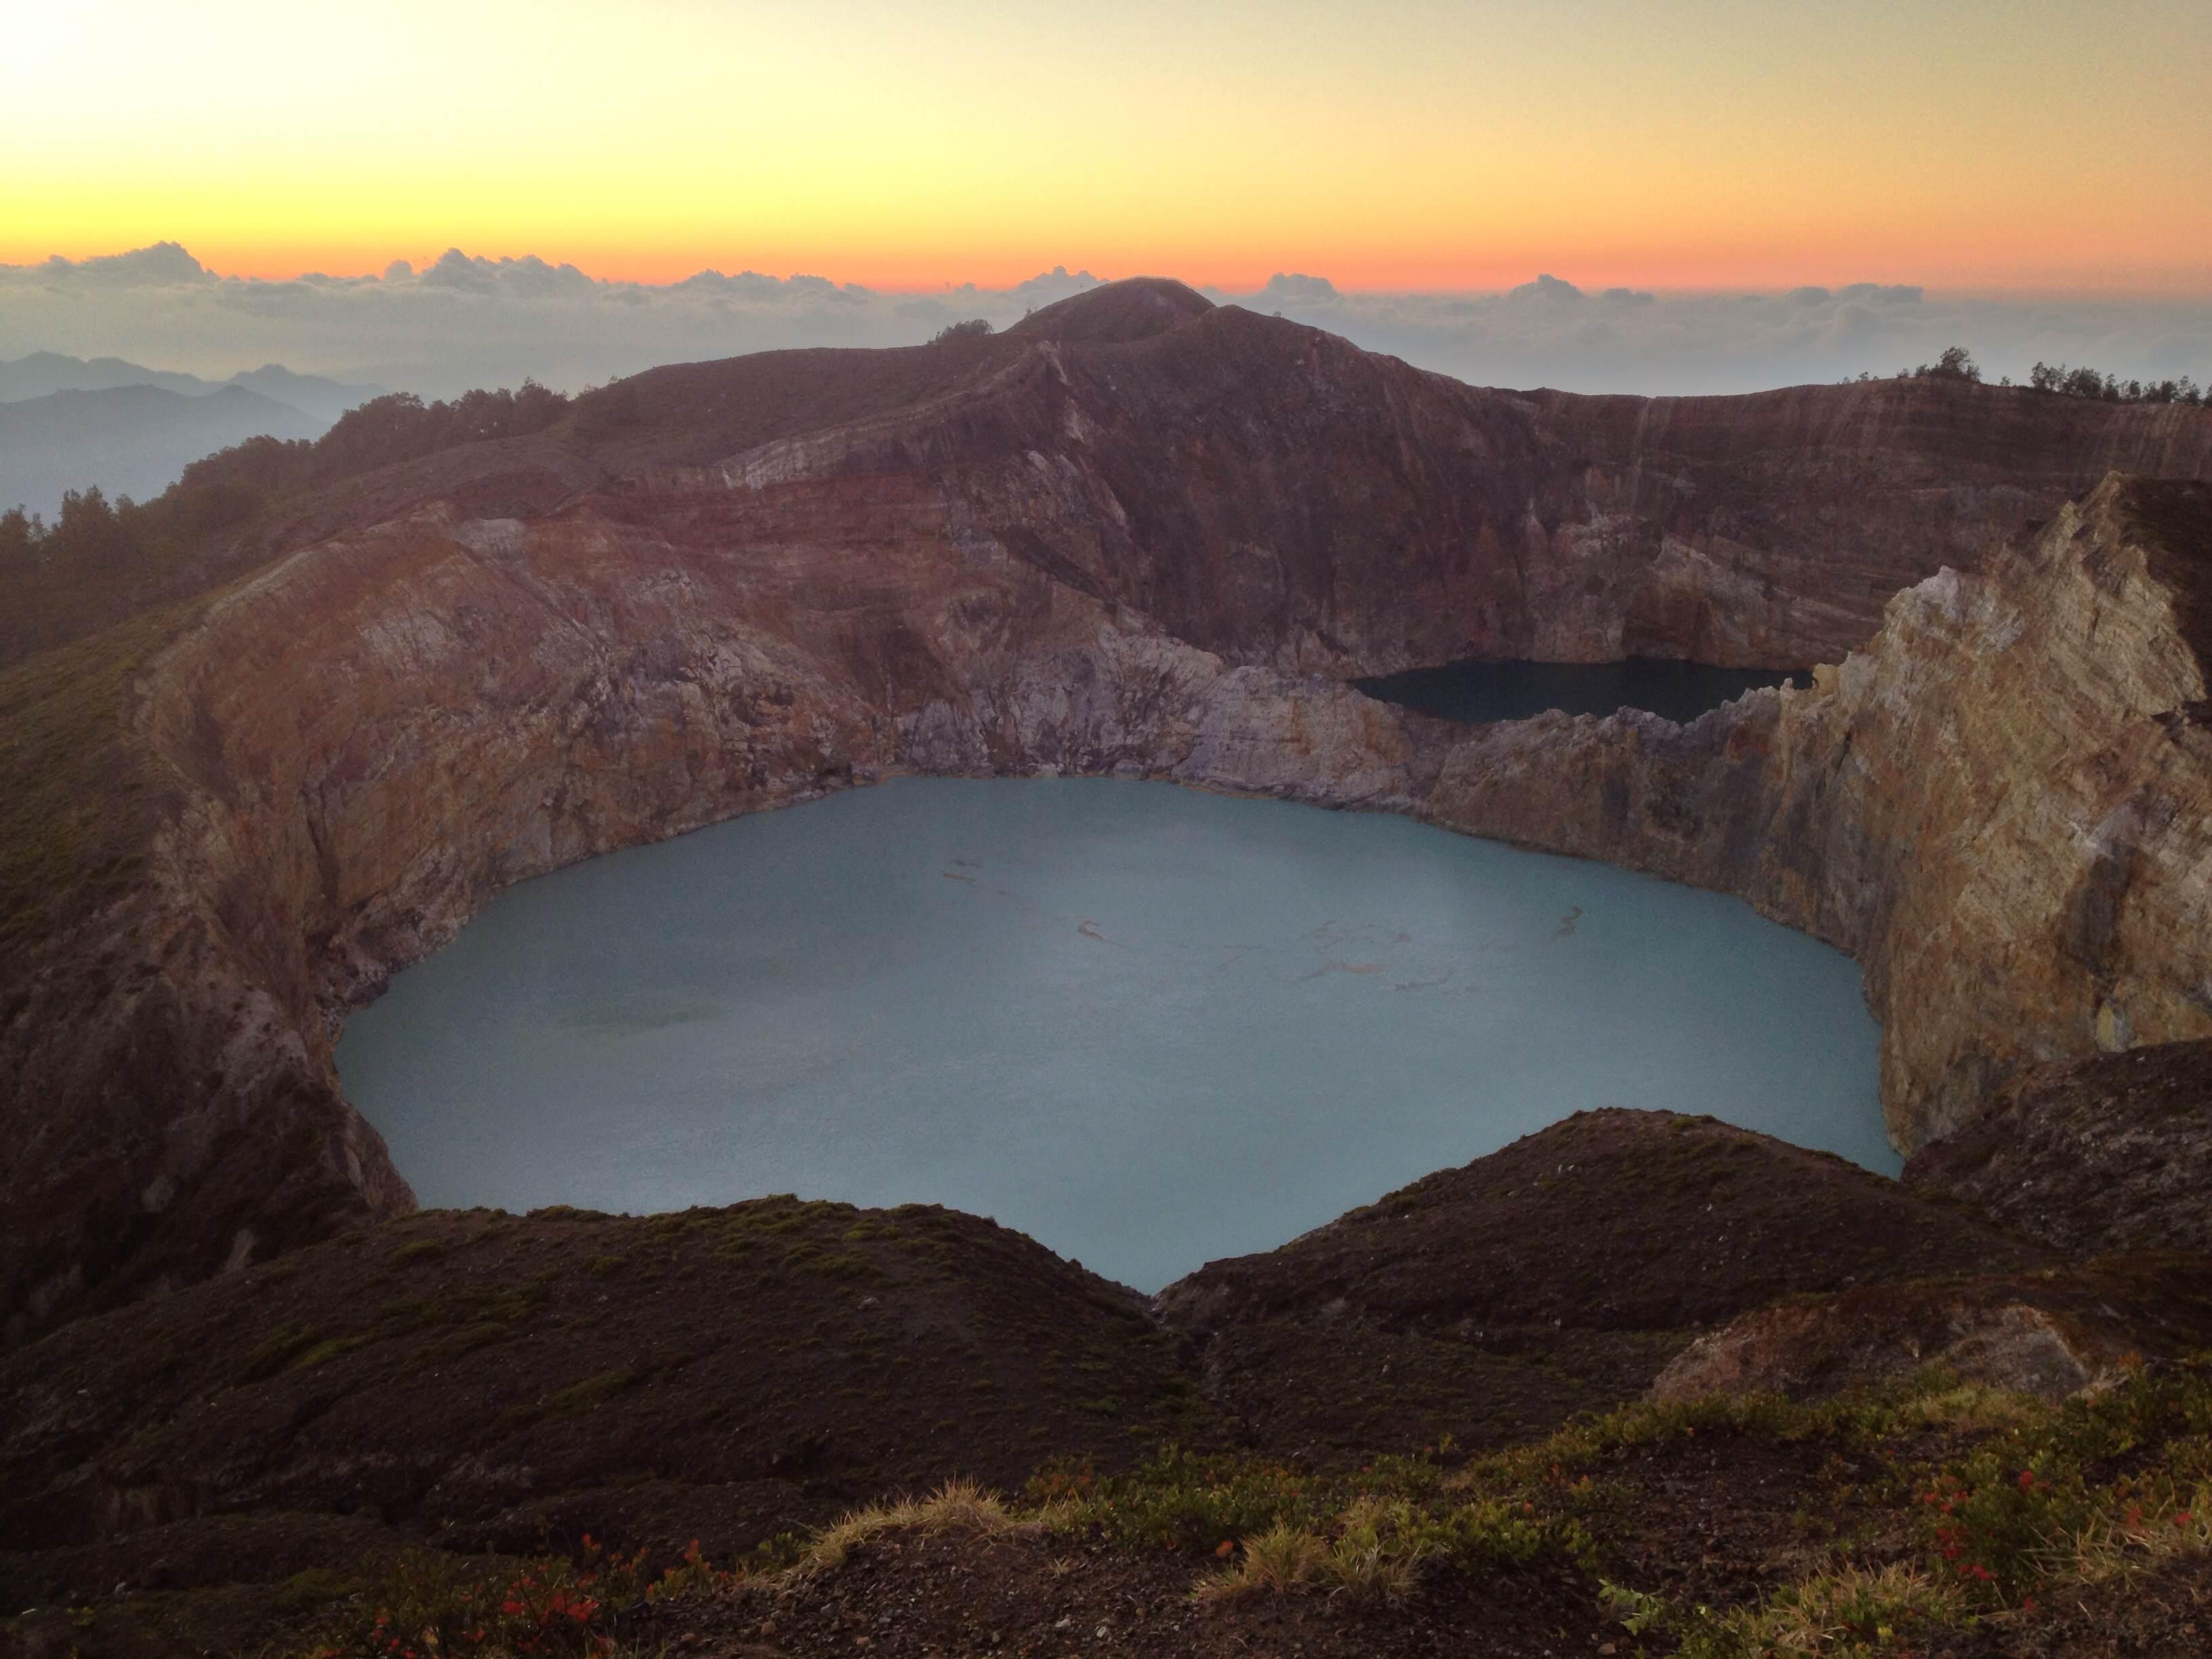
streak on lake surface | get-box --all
[1355,658,1811,724]
[338,777,1887,1291]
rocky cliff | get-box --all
[5,278,2212,1337]
[1426,476,2212,1150]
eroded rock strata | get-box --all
[1426,477,2212,1149]
[5,278,2212,1338]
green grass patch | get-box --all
[506,1366,642,1429]
[234,1325,325,1385]
[289,1336,369,1372]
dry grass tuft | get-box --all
[798,1479,1016,1574]
[1322,1535,1426,1604]
[1193,1511,1430,1609]
[918,1477,1014,1534]
[800,1498,921,1573]
[1662,1562,1965,1657]
[2064,1481,2212,1584]
[1192,1523,1328,1605]
[1317,1496,1430,1605]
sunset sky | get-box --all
[9,0,2210,295]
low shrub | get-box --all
[310,1534,731,1657]
[1918,1454,2090,1600]
[1028,1446,1321,1553]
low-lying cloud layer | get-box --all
[1256,272,2212,397]
[4,245,2206,401]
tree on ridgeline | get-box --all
[48,487,138,573]
[1862,350,2205,404]
[1,505,37,569]
[297,380,572,481]
[3,380,575,582]
[1911,346,1984,382]
[1,380,580,665]
[2027,361,2204,404]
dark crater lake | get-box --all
[1356,658,1811,724]
[337,778,1887,1291]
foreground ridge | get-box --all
[3,1109,2209,1656]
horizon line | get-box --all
[7,241,2209,306]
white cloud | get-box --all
[1,245,2205,401]
[1251,272,1340,306]
[27,241,216,287]
[1506,272,1584,303]
[0,245,1063,396]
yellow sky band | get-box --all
[7,0,2208,294]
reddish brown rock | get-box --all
[1649,1256,2212,1402]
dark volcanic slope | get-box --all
[1906,1038,2212,1256]
[14,1107,2204,1659]
[1155,1109,2055,1452]
[5,1103,2209,1659]
[0,1197,1206,1563]
[0,1113,2127,1570]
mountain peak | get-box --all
[1007,276,1213,346]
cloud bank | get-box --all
[1240,272,2212,398]
[3,246,2206,401]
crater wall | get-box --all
[5,282,2211,1338]
[1426,478,2212,1147]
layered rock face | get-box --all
[590,285,2212,676]
[1427,478,2212,1150]
[5,278,2212,1338]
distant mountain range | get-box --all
[0,386,324,519]
[0,353,387,518]
[0,352,385,423]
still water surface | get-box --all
[1355,658,1811,724]
[339,778,1888,1290]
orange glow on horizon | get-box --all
[6,0,2210,299]
[5,241,2196,303]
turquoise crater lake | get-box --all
[337,778,1889,1291]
